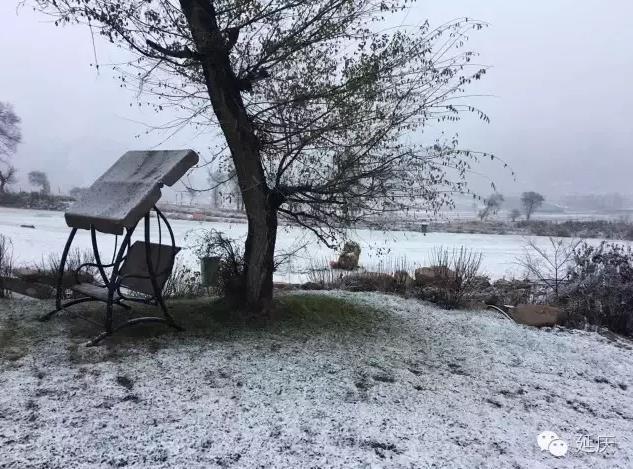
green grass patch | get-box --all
[0,316,38,362]
[67,293,381,344]
[0,293,385,361]
[274,293,381,329]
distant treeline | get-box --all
[0,191,73,211]
[431,219,633,241]
[518,219,633,240]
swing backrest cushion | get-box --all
[65,150,199,235]
[119,241,181,296]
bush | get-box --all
[516,237,579,301]
[0,235,13,298]
[188,229,244,299]
[416,246,483,308]
[306,258,343,288]
[37,248,97,287]
[516,219,633,240]
[564,242,633,336]
[306,256,413,294]
[163,259,204,299]
[339,272,397,292]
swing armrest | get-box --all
[73,261,117,286]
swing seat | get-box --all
[71,241,181,301]
[40,149,199,346]
[72,282,121,302]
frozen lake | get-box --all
[0,207,619,282]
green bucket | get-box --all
[200,256,221,287]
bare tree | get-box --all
[206,169,243,210]
[228,172,244,212]
[517,237,580,300]
[35,0,501,312]
[28,170,51,195]
[478,193,504,221]
[0,165,17,194]
[509,208,521,222]
[207,170,223,208]
[521,191,545,221]
[69,186,89,200]
[185,185,197,206]
[0,102,22,194]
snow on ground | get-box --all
[0,207,621,283]
[0,291,632,468]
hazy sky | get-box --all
[1,1,632,199]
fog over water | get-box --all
[1,1,632,201]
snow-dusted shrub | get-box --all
[306,259,341,289]
[189,229,244,300]
[163,259,204,299]
[340,272,397,292]
[564,242,633,336]
[420,246,484,308]
[306,256,414,294]
[39,248,96,287]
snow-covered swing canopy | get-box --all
[40,150,199,346]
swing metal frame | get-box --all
[40,206,182,346]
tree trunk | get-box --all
[180,0,277,311]
[244,202,278,310]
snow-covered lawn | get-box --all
[1,291,632,468]
[1,206,624,283]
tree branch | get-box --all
[146,39,203,61]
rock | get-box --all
[341,272,396,292]
[393,270,413,288]
[414,266,455,287]
[472,275,491,288]
[489,279,533,306]
[332,241,361,270]
[337,252,358,270]
[509,304,563,327]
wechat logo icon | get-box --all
[537,431,568,457]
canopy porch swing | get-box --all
[39,149,199,346]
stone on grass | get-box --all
[414,266,455,287]
[330,241,361,270]
[509,304,563,327]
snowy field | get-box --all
[0,291,632,468]
[0,207,624,283]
